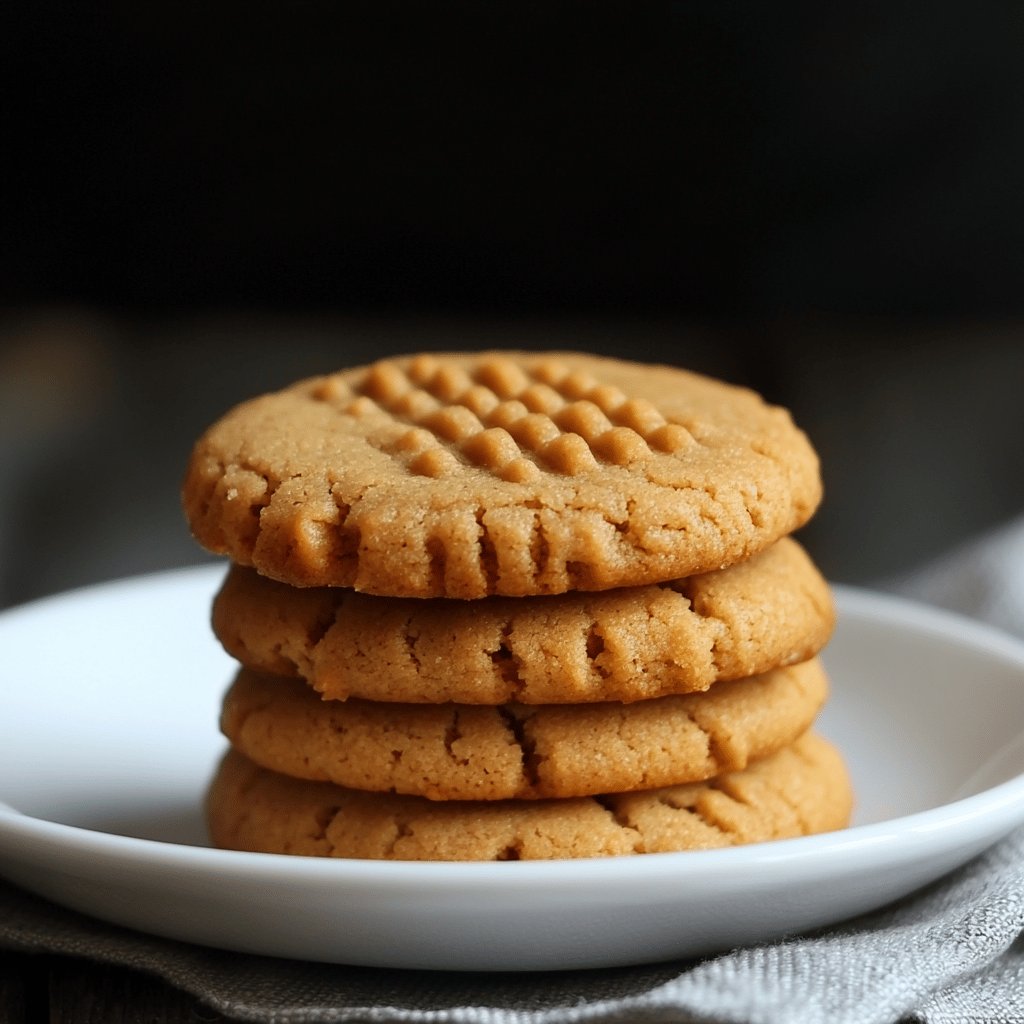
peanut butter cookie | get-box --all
[206,733,852,860]
[184,352,822,598]
[219,658,828,800]
[212,537,833,704]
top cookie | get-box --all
[183,352,822,598]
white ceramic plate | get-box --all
[2,567,1024,972]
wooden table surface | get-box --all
[0,952,226,1023]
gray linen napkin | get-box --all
[2,832,1024,1024]
[3,517,1024,1024]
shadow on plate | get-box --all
[85,802,210,847]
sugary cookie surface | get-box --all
[184,352,822,597]
[206,733,853,860]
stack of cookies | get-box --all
[184,351,852,860]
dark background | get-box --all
[3,3,1024,607]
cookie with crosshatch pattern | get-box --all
[206,732,853,860]
[183,352,822,598]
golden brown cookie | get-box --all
[219,658,828,800]
[183,352,822,598]
[212,537,834,704]
[206,733,852,860]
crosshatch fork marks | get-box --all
[346,354,697,481]
[185,351,824,597]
